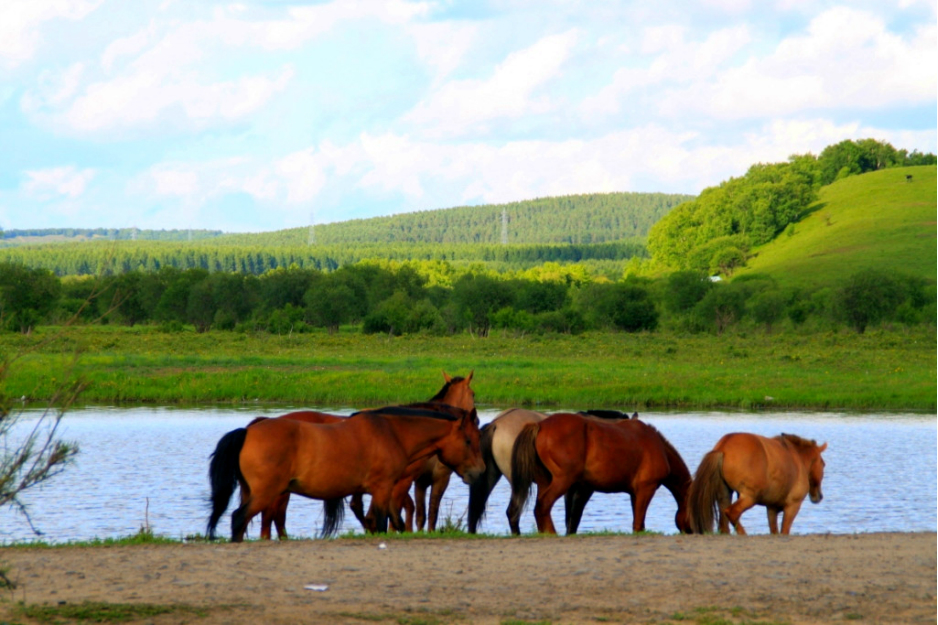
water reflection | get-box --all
[2,407,935,543]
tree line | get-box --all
[0,239,647,278]
[647,139,936,274]
[1,260,930,337]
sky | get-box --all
[0,0,935,233]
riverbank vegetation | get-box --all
[2,324,933,410]
[0,140,933,410]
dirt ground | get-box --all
[1,532,934,624]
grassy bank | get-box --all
[1,325,934,411]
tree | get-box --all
[0,263,62,333]
[836,269,906,333]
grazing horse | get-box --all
[247,371,475,539]
[467,408,636,534]
[507,412,690,535]
[687,432,827,535]
[207,404,484,542]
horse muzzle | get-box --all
[461,462,485,485]
[810,491,823,504]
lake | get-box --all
[2,406,935,543]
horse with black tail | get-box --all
[207,403,484,542]
[508,412,692,535]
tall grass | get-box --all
[2,324,934,411]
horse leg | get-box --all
[533,478,573,535]
[349,494,367,529]
[427,474,451,532]
[766,505,781,534]
[271,493,290,540]
[723,493,757,535]
[780,501,803,535]
[414,480,429,532]
[231,488,281,543]
[564,485,594,535]
[629,484,660,533]
[716,488,733,534]
[401,493,415,533]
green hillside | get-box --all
[738,166,936,288]
[215,192,693,246]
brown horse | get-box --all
[248,371,475,538]
[687,432,827,535]
[508,412,691,535]
[467,408,636,534]
[207,403,484,541]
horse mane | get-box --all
[579,409,632,420]
[352,404,470,422]
[776,433,818,450]
[428,377,466,402]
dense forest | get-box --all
[215,192,694,246]
[0,139,933,338]
[1,228,223,244]
[0,240,647,277]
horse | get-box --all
[467,408,637,534]
[207,403,484,542]
[246,371,475,539]
[508,412,691,535]
[687,432,827,535]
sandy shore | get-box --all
[2,532,935,624]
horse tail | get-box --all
[687,450,725,534]
[468,421,501,533]
[508,423,547,530]
[320,498,346,538]
[206,427,248,540]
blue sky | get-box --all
[1,0,935,233]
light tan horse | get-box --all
[687,432,828,535]
[467,408,636,533]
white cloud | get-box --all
[659,7,937,119]
[404,30,579,138]
[22,0,434,135]
[581,25,751,119]
[0,0,103,69]
[23,165,95,199]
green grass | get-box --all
[740,166,937,289]
[2,323,934,411]
[12,600,207,623]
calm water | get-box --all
[2,407,935,543]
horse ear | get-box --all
[466,370,474,383]
[631,412,639,420]
[442,370,452,382]
[818,442,828,453]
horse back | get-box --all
[716,433,807,504]
[490,408,549,482]
[583,417,674,491]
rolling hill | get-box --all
[738,165,936,289]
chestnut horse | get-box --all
[206,403,484,541]
[687,432,827,535]
[508,412,691,535]
[467,408,636,534]
[247,371,475,538]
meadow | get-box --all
[4,324,934,411]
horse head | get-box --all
[808,442,828,504]
[437,406,485,485]
[436,370,476,412]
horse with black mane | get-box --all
[508,411,691,535]
[238,372,475,539]
[207,402,484,541]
